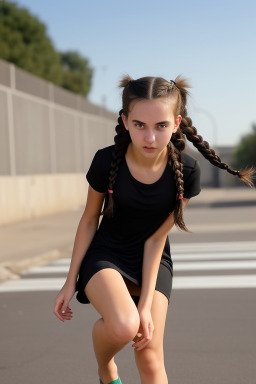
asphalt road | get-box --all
[1,203,256,384]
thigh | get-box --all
[133,290,168,358]
[85,268,139,326]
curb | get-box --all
[0,247,72,284]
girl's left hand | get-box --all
[132,307,154,351]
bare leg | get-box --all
[134,291,169,384]
[93,317,129,383]
[138,359,168,384]
[85,269,140,384]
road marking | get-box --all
[171,241,256,253]
[174,260,256,271]
[1,275,256,292]
[26,266,69,274]
[50,252,256,264]
[1,241,256,293]
[25,260,256,275]
[173,275,256,289]
[0,278,65,292]
[172,252,256,260]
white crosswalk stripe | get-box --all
[0,241,256,293]
[170,241,256,253]
[24,260,256,274]
[0,278,65,292]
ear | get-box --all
[173,114,182,133]
[121,113,129,130]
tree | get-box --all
[0,1,63,85]
[232,123,256,170]
[60,51,93,97]
[0,1,94,97]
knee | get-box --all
[108,313,140,344]
[136,348,163,376]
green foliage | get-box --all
[0,0,62,84]
[60,51,93,97]
[0,1,93,96]
[232,123,256,169]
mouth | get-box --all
[144,146,156,149]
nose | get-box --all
[145,130,155,144]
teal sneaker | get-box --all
[99,376,122,384]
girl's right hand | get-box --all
[53,280,75,322]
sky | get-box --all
[14,0,256,147]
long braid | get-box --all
[176,89,256,188]
[102,109,131,218]
[161,83,192,231]
[167,141,191,232]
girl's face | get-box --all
[121,98,181,160]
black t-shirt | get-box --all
[82,144,201,283]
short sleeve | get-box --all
[86,150,108,193]
[183,159,201,199]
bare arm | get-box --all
[139,198,190,310]
[66,218,98,284]
[54,185,105,321]
[66,185,105,284]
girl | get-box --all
[54,75,255,384]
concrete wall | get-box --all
[0,174,88,224]
[0,59,117,177]
[0,59,117,224]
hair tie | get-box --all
[235,170,240,175]
[176,193,183,200]
[170,80,176,86]
[108,189,113,194]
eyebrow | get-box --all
[132,119,170,125]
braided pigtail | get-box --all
[102,108,131,218]
[167,141,191,232]
[173,76,256,188]
[180,111,256,187]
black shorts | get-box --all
[75,254,173,307]
[130,263,173,307]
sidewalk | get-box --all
[0,187,255,283]
[0,208,83,283]
[188,186,256,208]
